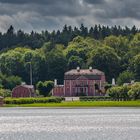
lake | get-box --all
[0,107,140,140]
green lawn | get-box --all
[3,100,140,107]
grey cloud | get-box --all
[84,0,105,4]
[0,0,140,32]
[0,0,75,5]
[94,0,140,20]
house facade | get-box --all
[12,84,35,98]
[52,67,106,97]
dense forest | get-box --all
[0,24,140,91]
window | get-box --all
[95,84,99,90]
[66,81,69,85]
[73,81,75,85]
[72,88,75,93]
[67,88,69,92]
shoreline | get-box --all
[2,100,140,108]
[1,106,140,109]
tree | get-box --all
[80,24,88,37]
[0,73,22,90]
[87,46,121,82]
[67,56,84,69]
[129,33,140,57]
[22,50,46,84]
[129,54,140,81]
[0,49,25,77]
[104,35,129,57]
[36,81,54,97]
[4,76,22,90]
[117,71,134,86]
[46,49,67,83]
[65,36,100,64]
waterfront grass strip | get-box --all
[3,100,140,107]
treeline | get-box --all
[0,24,139,51]
[0,25,140,92]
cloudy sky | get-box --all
[0,0,139,32]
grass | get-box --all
[3,100,140,107]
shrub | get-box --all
[0,89,11,98]
[4,97,63,104]
[107,85,130,101]
[80,96,111,101]
[128,82,140,100]
[36,81,54,97]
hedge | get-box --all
[80,96,112,101]
[4,97,63,104]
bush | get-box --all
[106,85,130,101]
[36,81,54,97]
[4,97,63,104]
[80,96,111,101]
[0,89,11,98]
[128,82,140,100]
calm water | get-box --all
[0,108,140,140]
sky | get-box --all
[0,0,139,33]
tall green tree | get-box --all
[117,71,134,85]
[88,46,121,82]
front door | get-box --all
[76,87,88,96]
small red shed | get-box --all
[12,85,35,98]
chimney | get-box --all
[77,67,80,72]
[112,78,116,86]
[54,79,57,86]
[21,82,26,85]
[89,66,92,71]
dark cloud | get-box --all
[94,0,140,19]
[0,0,75,5]
[84,0,105,4]
[0,0,139,32]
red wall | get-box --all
[12,86,32,98]
[52,86,64,96]
[53,76,106,97]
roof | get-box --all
[13,85,34,90]
[65,69,104,76]
[21,85,34,89]
[64,69,104,80]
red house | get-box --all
[12,84,35,98]
[52,67,106,97]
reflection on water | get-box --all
[0,108,140,140]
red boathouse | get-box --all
[52,67,106,97]
[12,84,35,98]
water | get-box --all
[0,107,140,140]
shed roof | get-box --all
[21,85,34,89]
